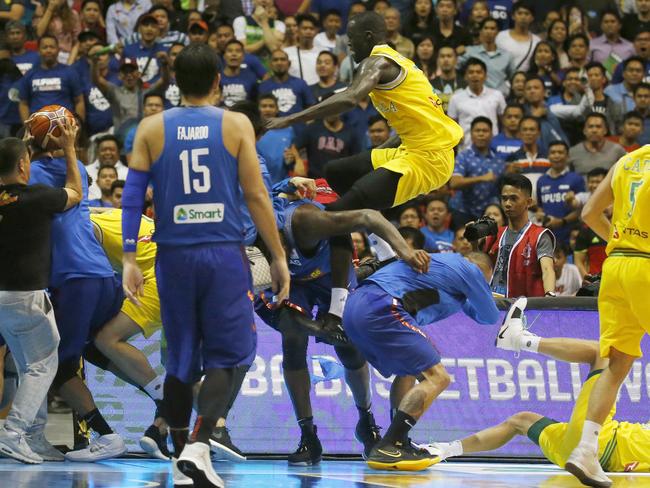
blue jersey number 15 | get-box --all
[180,148,211,195]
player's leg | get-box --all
[210,364,250,461]
[0,343,6,410]
[324,151,375,198]
[389,376,416,419]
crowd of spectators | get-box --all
[1,0,643,298]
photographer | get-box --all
[467,174,556,297]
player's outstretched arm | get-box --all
[46,118,82,210]
[582,163,615,240]
[265,56,392,129]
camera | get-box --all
[464,216,498,241]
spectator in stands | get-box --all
[34,0,81,64]
[536,140,584,244]
[0,49,21,137]
[461,0,512,32]
[466,0,490,43]
[257,93,305,182]
[351,231,373,261]
[79,0,106,42]
[403,0,435,45]
[121,14,167,85]
[491,103,524,159]
[484,173,556,297]
[0,0,23,33]
[398,204,422,230]
[220,40,258,108]
[507,71,527,105]
[611,29,650,83]
[70,30,101,83]
[590,10,635,67]
[565,33,590,77]
[506,116,550,195]
[281,15,298,48]
[421,197,455,252]
[110,179,124,208]
[259,49,314,116]
[431,47,465,112]
[383,8,413,59]
[448,58,506,147]
[554,244,582,296]
[483,203,507,227]
[585,62,623,135]
[342,94,379,144]
[367,115,390,148]
[413,36,436,82]
[450,116,505,220]
[622,0,650,41]
[547,19,570,69]
[547,67,586,145]
[528,41,562,98]
[124,91,164,161]
[373,0,390,16]
[607,111,643,152]
[148,5,187,48]
[89,165,117,207]
[17,36,85,123]
[310,51,345,101]
[314,9,342,51]
[548,67,582,107]
[605,56,645,115]
[569,113,626,175]
[453,227,473,257]
[432,0,472,53]
[105,0,151,45]
[6,22,39,76]
[398,226,426,251]
[234,0,286,68]
[459,18,514,95]
[87,134,128,199]
[523,75,568,152]
[283,14,320,86]
[496,2,540,73]
[213,24,267,80]
[188,20,209,45]
[633,82,650,143]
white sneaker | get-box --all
[496,297,536,352]
[177,442,224,488]
[565,445,612,487]
[65,433,127,462]
[411,442,445,460]
[0,428,43,464]
[172,458,194,486]
[26,430,65,461]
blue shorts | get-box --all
[156,243,257,383]
[343,283,441,378]
[51,276,124,363]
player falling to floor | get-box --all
[424,298,650,479]
[562,147,650,487]
[121,44,290,488]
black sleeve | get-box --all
[30,184,69,214]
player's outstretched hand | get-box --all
[270,258,290,304]
[265,117,291,131]
[49,117,78,154]
[403,249,430,273]
[123,260,144,307]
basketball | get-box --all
[26,105,76,151]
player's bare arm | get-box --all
[44,118,83,210]
[265,56,401,130]
[582,164,615,240]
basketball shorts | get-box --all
[342,283,441,377]
[121,273,162,339]
[156,243,257,383]
[371,145,455,206]
[598,256,650,358]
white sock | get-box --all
[328,287,348,318]
[144,376,164,401]
[520,334,540,353]
[447,440,463,458]
[368,233,396,262]
[579,420,602,453]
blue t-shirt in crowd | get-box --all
[490,133,523,159]
[536,168,585,243]
[220,68,258,108]
[259,76,314,116]
[122,42,167,85]
[343,102,379,147]
[73,58,120,135]
[460,0,513,30]
[29,157,114,288]
[16,63,83,113]
[309,0,351,33]
[295,120,362,178]
[12,50,40,75]
[420,227,455,253]
[0,72,21,126]
[164,77,180,108]
[257,126,295,183]
[242,53,266,80]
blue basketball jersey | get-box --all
[151,106,245,246]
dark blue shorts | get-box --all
[156,243,257,383]
[51,276,124,363]
[343,283,441,378]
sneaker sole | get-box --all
[65,445,128,462]
[565,461,613,488]
[209,439,246,462]
[367,456,440,471]
[177,459,225,488]
[0,445,42,464]
[287,456,322,466]
[354,431,377,461]
[140,436,170,460]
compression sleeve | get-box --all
[122,168,150,252]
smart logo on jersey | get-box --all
[173,203,224,224]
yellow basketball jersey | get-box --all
[607,146,650,256]
[90,209,157,276]
[368,45,463,151]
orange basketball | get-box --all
[26,105,76,151]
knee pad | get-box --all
[334,345,366,371]
[82,343,111,370]
[52,358,81,389]
[281,331,309,371]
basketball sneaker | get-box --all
[64,433,127,462]
[177,442,224,488]
[354,411,382,460]
[140,424,171,460]
[172,457,194,486]
[26,430,65,461]
[210,426,246,462]
[279,306,348,346]
[367,439,440,471]
[495,297,537,352]
[288,426,322,466]
[565,445,613,487]
[0,428,43,464]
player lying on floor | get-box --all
[423,297,650,479]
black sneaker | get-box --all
[355,412,382,460]
[367,439,440,471]
[279,307,348,346]
[139,424,170,460]
[209,426,246,462]
[287,426,322,466]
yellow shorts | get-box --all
[599,256,650,358]
[532,370,617,468]
[120,275,162,339]
[371,145,454,206]
[607,421,650,472]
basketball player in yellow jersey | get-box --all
[562,146,650,487]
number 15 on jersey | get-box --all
[180,148,211,195]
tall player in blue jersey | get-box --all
[121,44,289,488]
[343,252,499,471]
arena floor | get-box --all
[2,459,648,487]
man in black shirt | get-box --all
[0,119,82,464]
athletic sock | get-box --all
[579,420,602,454]
[390,408,398,422]
[382,410,416,445]
[190,415,216,445]
[144,376,164,401]
[170,428,189,457]
[444,440,463,458]
[328,288,349,318]
[81,409,113,436]
[368,233,396,262]
[520,335,541,353]
[298,416,315,435]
